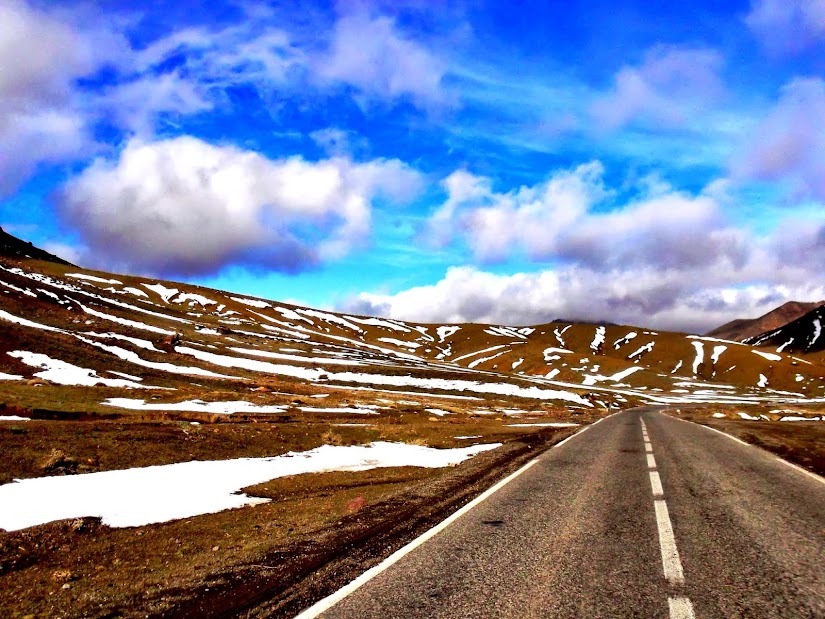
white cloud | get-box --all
[733,77,825,200]
[746,0,825,55]
[316,9,448,108]
[426,161,747,270]
[380,160,825,332]
[58,136,423,276]
[589,46,724,131]
[347,263,825,334]
[0,0,125,194]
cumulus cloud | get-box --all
[315,8,449,108]
[57,136,423,276]
[589,46,725,131]
[346,262,825,334]
[733,77,825,200]
[377,160,825,332]
[0,0,125,194]
[746,0,825,55]
[426,161,746,272]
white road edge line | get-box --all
[668,596,696,619]
[654,499,685,584]
[665,413,825,486]
[292,410,625,618]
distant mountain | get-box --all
[745,305,825,354]
[0,227,73,266]
[706,301,825,342]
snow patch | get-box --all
[9,351,147,388]
[67,273,122,285]
[0,442,501,531]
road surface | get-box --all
[296,407,825,618]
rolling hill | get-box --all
[0,234,823,417]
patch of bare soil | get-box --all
[666,406,825,477]
[0,419,575,619]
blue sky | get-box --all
[2,0,825,332]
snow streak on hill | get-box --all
[0,258,823,413]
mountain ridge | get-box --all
[706,300,825,342]
[0,227,74,266]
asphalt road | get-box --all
[296,407,825,618]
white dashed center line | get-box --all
[641,419,696,618]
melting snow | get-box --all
[123,287,148,298]
[298,309,363,332]
[485,326,526,339]
[67,273,123,285]
[0,309,64,333]
[810,318,822,348]
[671,360,683,374]
[79,338,236,380]
[377,338,421,349]
[691,341,704,375]
[142,283,179,303]
[553,325,571,347]
[468,351,508,369]
[79,304,175,335]
[0,442,501,531]
[452,345,507,363]
[753,350,782,362]
[9,351,147,388]
[582,366,644,385]
[543,347,573,362]
[737,412,760,420]
[297,406,379,414]
[230,296,270,309]
[711,345,727,364]
[0,280,36,297]
[758,374,768,387]
[0,371,23,381]
[506,422,579,428]
[86,332,161,352]
[347,316,410,332]
[613,332,638,349]
[436,326,461,342]
[175,293,216,307]
[0,415,29,421]
[590,326,606,352]
[777,339,794,353]
[628,342,654,359]
[104,398,288,414]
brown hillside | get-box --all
[706,301,825,342]
[0,227,73,266]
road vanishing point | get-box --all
[296,407,825,619]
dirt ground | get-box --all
[0,411,576,619]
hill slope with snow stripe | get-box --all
[0,240,823,411]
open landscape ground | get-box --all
[0,255,824,618]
